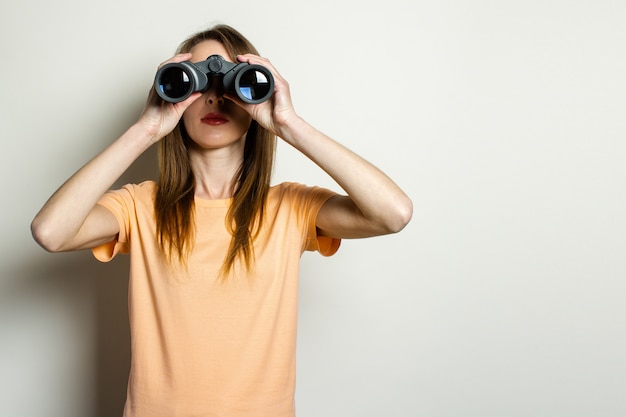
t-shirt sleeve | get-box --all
[286,183,341,256]
[91,185,136,262]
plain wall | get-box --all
[1,1,625,416]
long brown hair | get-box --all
[155,25,276,276]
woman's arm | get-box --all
[31,124,153,252]
[234,54,413,239]
[278,117,412,238]
[31,53,201,252]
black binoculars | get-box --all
[154,55,274,104]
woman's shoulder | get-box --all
[268,182,308,199]
[107,180,157,202]
[134,180,158,194]
[268,182,338,205]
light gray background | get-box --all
[1,1,625,416]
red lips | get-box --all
[201,112,228,126]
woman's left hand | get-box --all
[226,54,299,138]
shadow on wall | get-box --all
[94,257,132,417]
[1,248,132,417]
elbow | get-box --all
[383,196,413,234]
[31,218,65,253]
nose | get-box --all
[205,77,225,105]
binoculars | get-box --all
[154,55,274,104]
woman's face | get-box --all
[182,40,253,151]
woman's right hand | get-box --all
[137,53,202,143]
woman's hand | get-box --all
[136,53,202,144]
[226,54,300,138]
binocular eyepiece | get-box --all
[154,55,274,104]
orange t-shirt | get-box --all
[92,181,340,417]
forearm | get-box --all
[278,115,413,233]
[31,123,154,251]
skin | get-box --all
[31,39,413,252]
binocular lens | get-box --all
[158,67,192,100]
[237,68,272,102]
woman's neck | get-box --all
[188,145,244,200]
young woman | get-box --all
[31,24,412,417]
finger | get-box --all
[171,92,202,114]
[179,91,202,106]
[158,52,193,69]
[237,54,274,69]
[223,91,255,113]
